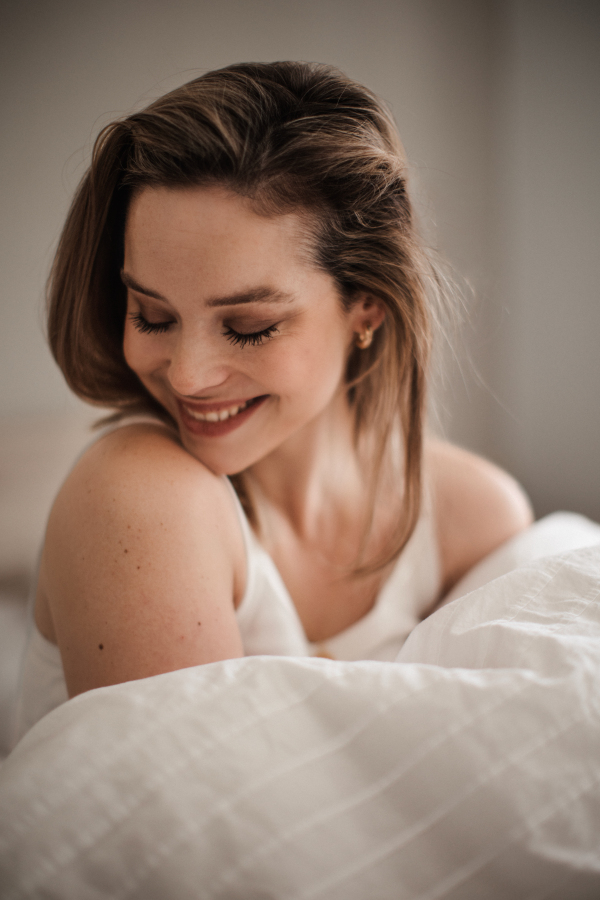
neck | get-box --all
[246,390,367,541]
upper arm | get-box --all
[427,440,534,595]
[40,425,244,698]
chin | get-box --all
[178,437,250,478]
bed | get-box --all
[1,512,600,899]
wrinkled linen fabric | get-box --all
[1,545,600,898]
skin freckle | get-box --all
[99,644,104,650]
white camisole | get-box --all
[12,425,441,745]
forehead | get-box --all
[124,185,317,285]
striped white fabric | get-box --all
[1,543,600,898]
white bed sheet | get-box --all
[1,529,600,898]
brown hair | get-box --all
[48,61,443,573]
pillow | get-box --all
[1,546,600,899]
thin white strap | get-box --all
[222,477,255,612]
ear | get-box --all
[350,293,386,335]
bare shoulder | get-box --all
[39,423,244,696]
[65,421,228,500]
[425,439,533,594]
[46,423,240,560]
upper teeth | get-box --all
[185,400,249,422]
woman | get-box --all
[18,62,532,733]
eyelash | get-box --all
[129,314,279,347]
[129,314,171,335]
[222,324,279,347]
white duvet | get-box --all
[1,515,600,899]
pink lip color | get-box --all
[177,395,268,438]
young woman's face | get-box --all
[122,186,376,475]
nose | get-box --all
[166,330,231,398]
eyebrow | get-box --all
[120,271,294,308]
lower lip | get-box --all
[177,395,269,438]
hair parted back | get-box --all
[48,60,445,573]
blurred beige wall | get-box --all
[486,1,600,520]
[0,0,598,519]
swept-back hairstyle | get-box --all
[48,60,443,572]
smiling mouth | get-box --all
[179,395,269,432]
[183,399,252,422]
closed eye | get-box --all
[129,313,172,335]
[223,324,279,347]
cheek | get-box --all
[122,327,158,379]
[122,326,136,370]
[265,326,349,406]
[122,331,144,380]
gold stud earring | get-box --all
[355,323,373,349]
